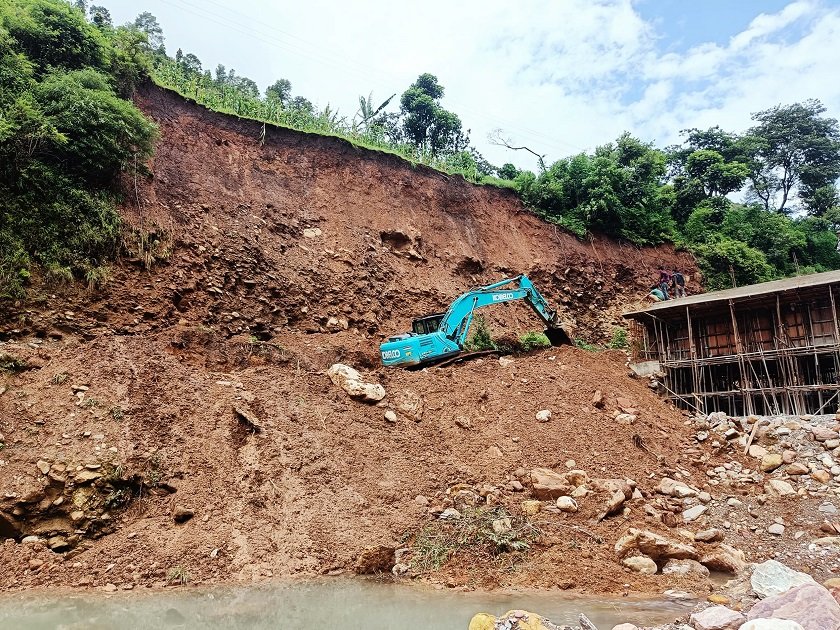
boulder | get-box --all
[614,528,697,561]
[172,506,194,523]
[761,454,784,473]
[738,621,805,630]
[395,390,424,420]
[74,469,103,484]
[786,463,810,476]
[700,544,747,574]
[747,583,840,630]
[326,364,386,403]
[564,470,589,487]
[535,409,552,422]
[555,496,578,513]
[658,476,697,498]
[611,625,639,630]
[662,558,710,576]
[683,505,708,522]
[689,605,745,630]
[813,427,840,442]
[767,480,796,497]
[592,478,635,518]
[354,545,396,574]
[622,555,657,574]
[695,528,725,543]
[530,468,573,499]
[468,610,561,630]
[492,517,512,535]
[520,500,542,516]
[751,560,816,599]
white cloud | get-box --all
[104,0,840,172]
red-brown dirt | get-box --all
[0,85,832,595]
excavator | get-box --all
[380,275,570,367]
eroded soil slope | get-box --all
[4,86,835,595]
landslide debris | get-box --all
[0,84,836,597]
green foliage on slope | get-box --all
[0,0,156,297]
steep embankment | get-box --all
[5,85,830,595]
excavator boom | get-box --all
[380,275,569,367]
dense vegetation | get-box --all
[0,0,156,297]
[514,105,840,288]
[1,0,839,298]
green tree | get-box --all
[0,0,106,72]
[743,99,840,214]
[691,235,775,290]
[266,78,291,104]
[497,163,519,180]
[685,149,749,197]
[88,5,111,28]
[133,11,163,52]
[107,25,151,96]
[400,73,463,156]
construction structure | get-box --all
[623,270,840,417]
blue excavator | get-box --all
[380,275,570,367]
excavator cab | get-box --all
[411,313,444,335]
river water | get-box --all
[0,578,693,629]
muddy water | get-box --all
[0,579,693,629]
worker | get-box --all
[671,269,686,298]
[657,270,671,300]
[648,286,666,302]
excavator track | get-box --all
[433,350,501,368]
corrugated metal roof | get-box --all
[624,269,840,319]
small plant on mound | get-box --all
[167,566,191,585]
[464,315,497,351]
[574,338,599,351]
[518,331,551,352]
[410,506,540,572]
[607,327,629,350]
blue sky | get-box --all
[636,0,795,52]
[103,0,840,171]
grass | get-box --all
[518,331,551,352]
[574,338,600,352]
[110,406,124,421]
[167,566,191,585]
[0,353,28,372]
[410,506,540,572]
[52,373,68,385]
[121,221,174,270]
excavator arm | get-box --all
[380,275,569,367]
[439,275,565,346]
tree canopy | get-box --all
[0,0,157,297]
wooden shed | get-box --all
[623,270,840,417]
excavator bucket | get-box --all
[544,326,571,347]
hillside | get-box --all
[1,85,835,595]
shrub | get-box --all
[607,327,629,349]
[519,331,551,351]
[465,315,497,351]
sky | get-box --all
[104,0,840,171]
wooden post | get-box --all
[685,305,703,414]
[828,285,840,415]
[729,299,753,416]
